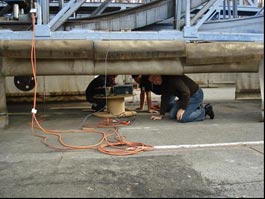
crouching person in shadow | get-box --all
[85,75,117,112]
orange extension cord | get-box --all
[82,117,134,129]
[29,13,153,155]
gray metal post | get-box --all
[30,0,34,10]
[174,0,182,30]
[233,0,238,18]
[37,0,42,25]
[42,0,49,24]
[227,0,231,18]
[223,0,226,19]
[185,0,190,26]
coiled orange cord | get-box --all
[29,12,153,155]
[97,128,154,156]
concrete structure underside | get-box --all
[0,0,264,127]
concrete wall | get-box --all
[5,73,260,102]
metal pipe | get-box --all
[227,0,231,19]
[36,0,42,25]
[30,0,34,10]
[185,0,190,26]
[42,0,49,24]
[174,0,182,30]
[13,4,19,19]
[223,0,226,19]
[233,0,238,18]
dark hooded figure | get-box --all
[85,75,117,111]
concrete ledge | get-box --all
[94,40,186,61]
[186,42,264,65]
[0,40,94,59]
[0,114,8,128]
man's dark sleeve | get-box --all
[159,93,171,115]
[176,79,190,110]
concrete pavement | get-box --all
[0,86,264,198]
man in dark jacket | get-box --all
[85,75,117,112]
[148,75,214,122]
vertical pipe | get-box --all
[30,0,34,10]
[233,0,238,18]
[37,0,42,25]
[227,0,231,18]
[174,0,182,30]
[223,0,226,19]
[174,0,177,29]
[42,0,49,24]
[13,4,19,19]
[185,0,190,27]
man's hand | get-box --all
[176,108,185,121]
[150,115,163,120]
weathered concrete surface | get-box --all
[0,74,7,128]
[0,87,264,198]
[0,41,262,76]
[186,42,264,65]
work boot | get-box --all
[204,103,214,119]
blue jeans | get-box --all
[169,88,205,123]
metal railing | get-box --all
[49,0,147,3]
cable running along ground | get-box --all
[29,13,153,155]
